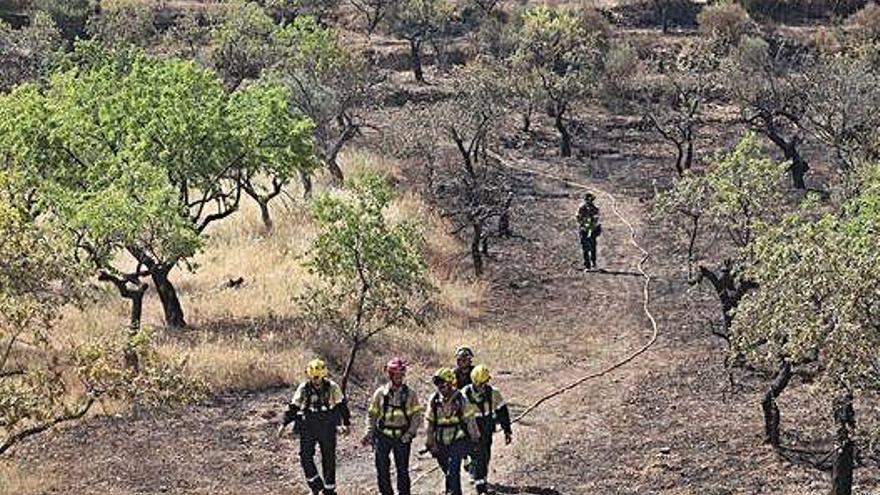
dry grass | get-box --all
[41,149,491,397]
[0,459,58,495]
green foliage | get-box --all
[653,133,788,264]
[0,12,62,91]
[0,44,315,324]
[32,0,93,40]
[0,185,200,453]
[207,1,278,86]
[272,15,379,179]
[85,0,157,49]
[301,172,433,342]
[733,162,880,390]
[697,1,756,52]
[384,0,454,43]
[513,5,608,104]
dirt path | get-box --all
[9,145,664,495]
[11,134,860,494]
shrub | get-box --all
[848,2,880,41]
[697,2,755,48]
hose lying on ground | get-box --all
[411,150,660,485]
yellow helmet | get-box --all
[432,367,456,386]
[470,365,491,385]
[306,358,328,379]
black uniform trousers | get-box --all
[471,420,495,494]
[580,228,598,269]
[299,419,337,493]
[374,433,412,495]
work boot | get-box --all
[322,490,336,495]
[306,476,324,495]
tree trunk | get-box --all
[684,134,694,171]
[522,103,533,133]
[830,391,855,495]
[151,264,186,328]
[471,221,484,277]
[409,39,424,84]
[299,170,313,199]
[554,104,572,158]
[789,149,809,190]
[341,338,363,395]
[326,156,345,185]
[761,360,792,447]
[258,199,273,232]
[125,283,147,373]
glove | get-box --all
[400,432,413,444]
[504,431,513,445]
[337,425,350,435]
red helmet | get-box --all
[385,357,407,374]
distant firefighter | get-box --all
[577,192,602,270]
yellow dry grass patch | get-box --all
[0,460,58,495]
[42,149,494,396]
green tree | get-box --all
[511,6,609,157]
[207,1,278,88]
[733,163,880,495]
[0,179,200,455]
[382,0,453,83]
[299,173,433,392]
[653,133,787,339]
[0,12,61,91]
[272,15,382,192]
[0,45,315,328]
[32,0,93,41]
[725,36,810,189]
[85,0,158,49]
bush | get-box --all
[738,0,866,22]
[697,2,755,48]
[848,2,880,41]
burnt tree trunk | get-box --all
[341,337,363,395]
[299,170,313,199]
[830,391,855,495]
[764,128,809,190]
[471,221,484,277]
[761,360,792,447]
[554,103,572,158]
[409,39,424,83]
[326,156,345,185]
[699,263,758,331]
[152,264,186,328]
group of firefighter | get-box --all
[278,346,513,495]
[277,195,603,495]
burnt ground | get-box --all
[8,85,880,495]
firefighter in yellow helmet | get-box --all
[461,365,513,494]
[362,357,423,495]
[425,367,481,495]
[278,359,351,495]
